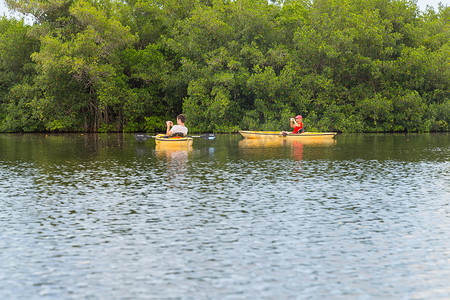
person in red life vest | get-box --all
[290,115,304,134]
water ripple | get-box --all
[0,134,449,299]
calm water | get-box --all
[0,133,449,299]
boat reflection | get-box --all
[290,141,304,179]
[290,140,304,161]
[238,138,286,148]
[239,137,336,148]
[155,144,192,160]
[238,137,336,166]
[155,145,192,186]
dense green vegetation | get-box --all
[1,0,449,133]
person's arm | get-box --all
[290,118,295,128]
[166,121,173,136]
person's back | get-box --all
[166,114,188,136]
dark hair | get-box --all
[177,114,186,123]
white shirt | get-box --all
[171,125,188,135]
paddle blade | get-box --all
[134,134,152,141]
[200,134,216,140]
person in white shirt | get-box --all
[166,114,188,137]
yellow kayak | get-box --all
[239,131,337,139]
[154,134,193,147]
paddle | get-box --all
[192,134,216,140]
[134,134,154,141]
[134,133,216,141]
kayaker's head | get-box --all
[295,115,302,120]
[177,114,186,125]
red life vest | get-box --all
[292,122,303,134]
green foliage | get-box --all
[1,0,449,133]
[1,83,44,132]
[392,90,429,132]
[359,94,394,132]
[143,115,165,133]
[431,99,450,131]
[0,18,41,132]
